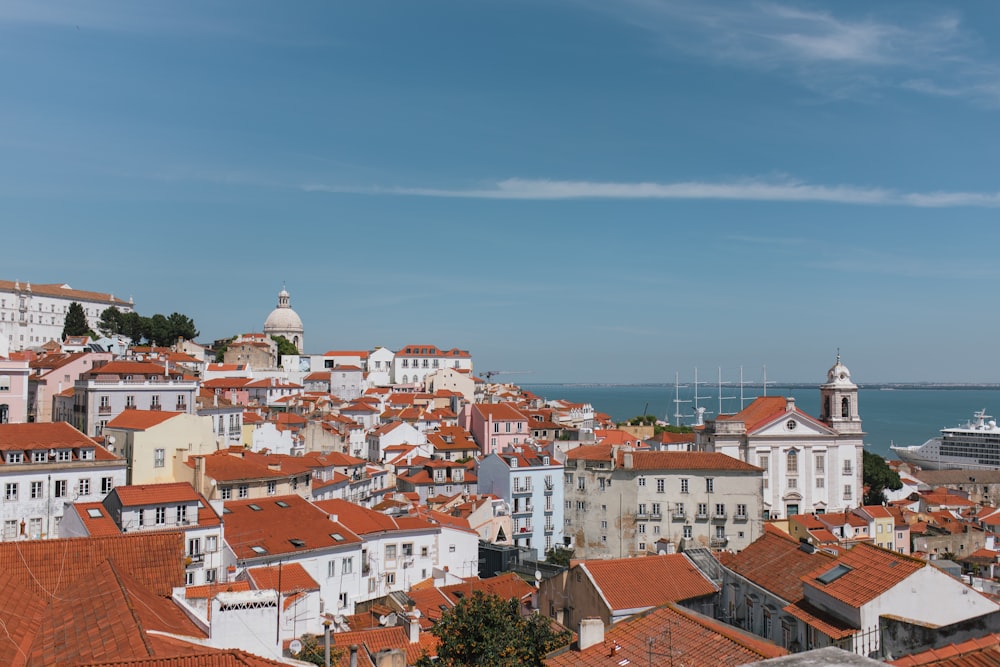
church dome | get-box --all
[826,354,854,386]
[263,287,304,352]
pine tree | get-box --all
[62,302,91,339]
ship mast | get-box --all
[672,372,691,426]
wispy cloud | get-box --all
[582,1,1000,105]
[304,176,1000,208]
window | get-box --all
[221,486,232,500]
[32,450,46,463]
[715,503,726,518]
[638,523,646,534]
[177,505,187,524]
[656,478,665,493]
[28,518,41,539]
[402,543,413,557]
[154,449,165,468]
[56,450,71,462]
[78,478,91,496]
[4,520,17,539]
[706,478,714,493]
[386,572,396,586]
[697,503,708,518]
[564,473,573,485]
[786,450,798,474]
[449,544,456,553]
[815,454,825,473]
[385,544,397,559]
[680,478,689,494]
[328,560,336,578]
[238,484,248,498]
[0,375,9,392]
[651,502,661,516]
[638,477,646,487]
[638,503,647,515]
[843,461,853,475]
[683,525,692,539]
[205,569,216,583]
[736,504,747,518]
[339,592,349,608]
[126,395,135,408]
[6,452,21,464]
[188,537,201,556]
[601,520,608,529]
[155,507,166,525]
[206,536,218,552]
[577,477,586,491]
[816,477,825,488]
[267,480,276,496]
[4,483,17,501]
[137,509,144,526]
[30,481,43,499]
[843,485,852,500]
[343,557,354,574]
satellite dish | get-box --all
[289,639,302,654]
[107,435,116,444]
[534,570,542,581]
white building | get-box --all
[0,422,127,541]
[697,356,864,519]
[61,481,225,586]
[70,360,199,438]
[391,344,472,387]
[0,279,133,351]
[367,346,395,386]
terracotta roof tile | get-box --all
[618,450,763,472]
[581,555,717,612]
[726,530,835,603]
[889,632,1000,666]
[113,482,201,506]
[223,495,362,560]
[545,602,787,667]
[246,562,320,593]
[801,542,925,607]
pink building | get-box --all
[0,348,30,424]
[470,403,529,456]
[27,351,112,422]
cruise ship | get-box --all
[890,410,1000,470]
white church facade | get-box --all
[696,356,864,519]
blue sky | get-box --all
[3,1,1000,384]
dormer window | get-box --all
[6,451,23,464]
[32,450,47,463]
[55,450,71,462]
[510,458,518,468]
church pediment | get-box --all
[751,411,836,438]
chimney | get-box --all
[349,644,358,667]
[578,618,604,651]
[786,397,796,412]
[401,610,421,643]
[623,452,633,470]
[374,649,405,667]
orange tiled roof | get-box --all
[332,626,439,667]
[801,542,925,607]
[472,402,527,421]
[0,531,185,599]
[726,530,836,603]
[0,421,102,451]
[545,602,787,667]
[889,631,1000,666]
[113,482,201,506]
[246,562,320,593]
[440,572,535,604]
[618,450,763,472]
[72,502,122,536]
[580,554,718,612]
[223,495,362,560]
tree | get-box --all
[166,312,199,342]
[271,334,299,362]
[545,546,573,567]
[291,633,342,666]
[415,591,571,667]
[863,450,902,505]
[119,311,147,344]
[97,306,124,337]
[62,302,91,339]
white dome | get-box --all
[264,307,303,333]
[825,354,854,386]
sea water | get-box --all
[522,384,1000,459]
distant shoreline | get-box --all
[523,382,1000,390]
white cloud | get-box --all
[305,176,1000,208]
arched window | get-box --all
[841,397,850,418]
[786,449,798,474]
[402,375,408,384]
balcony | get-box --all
[710,537,728,548]
[176,402,188,411]
[695,511,709,521]
[672,511,687,521]
[149,404,162,411]
[544,524,554,534]
[513,504,534,516]
[185,553,204,566]
[98,406,112,415]
[512,484,533,495]
[713,511,727,521]
[544,478,554,490]
[734,512,748,521]
[649,513,662,521]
